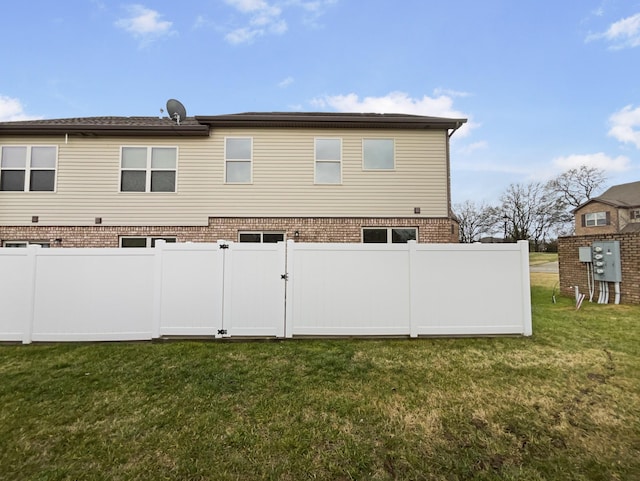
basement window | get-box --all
[2,240,51,248]
[238,232,285,243]
[120,237,177,248]
[362,228,417,243]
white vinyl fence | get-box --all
[0,240,532,343]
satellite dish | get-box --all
[166,99,187,125]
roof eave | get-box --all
[0,124,210,137]
[195,114,467,130]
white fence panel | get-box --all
[410,241,532,336]
[0,240,532,342]
[30,249,155,342]
[157,242,224,337]
[223,242,286,337]
[0,249,33,342]
[286,242,411,336]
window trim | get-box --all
[119,146,178,193]
[119,236,177,248]
[238,231,286,243]
[362,227,418,243]
[0,145,58,192]
[2,240,51,248]
[224,137,253,184]
[362,138,395,171]
[314,137,342,184]
[584,211,609,227]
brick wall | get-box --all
[558,232,640,304]
[0,216,459,247]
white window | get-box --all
[363,139,394,170]
[238,231,285,243]
[630,209,640,220]
[1,146,57,192]
[315,138,341,184]
[2,240,50,248]
[120,237,177,248]
[120,147,177,192]
[225,138,252,183]
[585,212,608,227]
[362,228,417,243]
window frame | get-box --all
[314,137,342,184]
[362,138,395,171]
[362,227,417,244]
[2,240,51,248]
[119,236,177,248]
[225,137,253,184]
[584,212,608,227]
[119,146,178,193]
[0,145,58,192]
[238,231,285,243]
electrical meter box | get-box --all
[591,240,622,282]
[578,246,592,262]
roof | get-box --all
[0,112,467,137]
[574,180,640,212]
[595,181,640,207]
[195,112,467,130]
[0,116,209,137]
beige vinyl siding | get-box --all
[0,128,449,226]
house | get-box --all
[573,180,640,236]
[0,111,466,248]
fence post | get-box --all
[284,239,295,338]
[408,240,418,338]
[23,245,41,344]
[518,240,533,336]
[151,240,166,339]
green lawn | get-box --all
[528,252,558,265]
[1,273,638,480]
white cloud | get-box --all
[224,0,287,44]
[310,91,475,137]
[586,12,640,49]
[457,140,488,155]
[115,5,174,45]
[552,153,631,173]
[278,76,294,88]
[223,0,335,44]
[0,95,41,121]
[608,104,640,149]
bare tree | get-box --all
[454,200,495,243]
[499,182,569,251]
[546,165,607,208]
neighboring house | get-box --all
[0,112,466,248]
[573,180,640,236]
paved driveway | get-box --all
[530,261,559,273]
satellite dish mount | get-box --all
[166,99,187,125]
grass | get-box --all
[528,252,558,266]
[1,271,639,480]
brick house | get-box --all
[573,180,640,236]
[0,112,466,247]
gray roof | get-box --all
[0,112,467,137]
[0,116,208,137]
[594,181,640,207]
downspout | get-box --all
[446,121,465,241]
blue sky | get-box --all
[1,0,639,205]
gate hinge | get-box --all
[217,329,228,335]
[219,244,229,249]
[281,273,289,280]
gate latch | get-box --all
[217,329,227,335]
[219,244,229,250]
[281,273,288,280]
